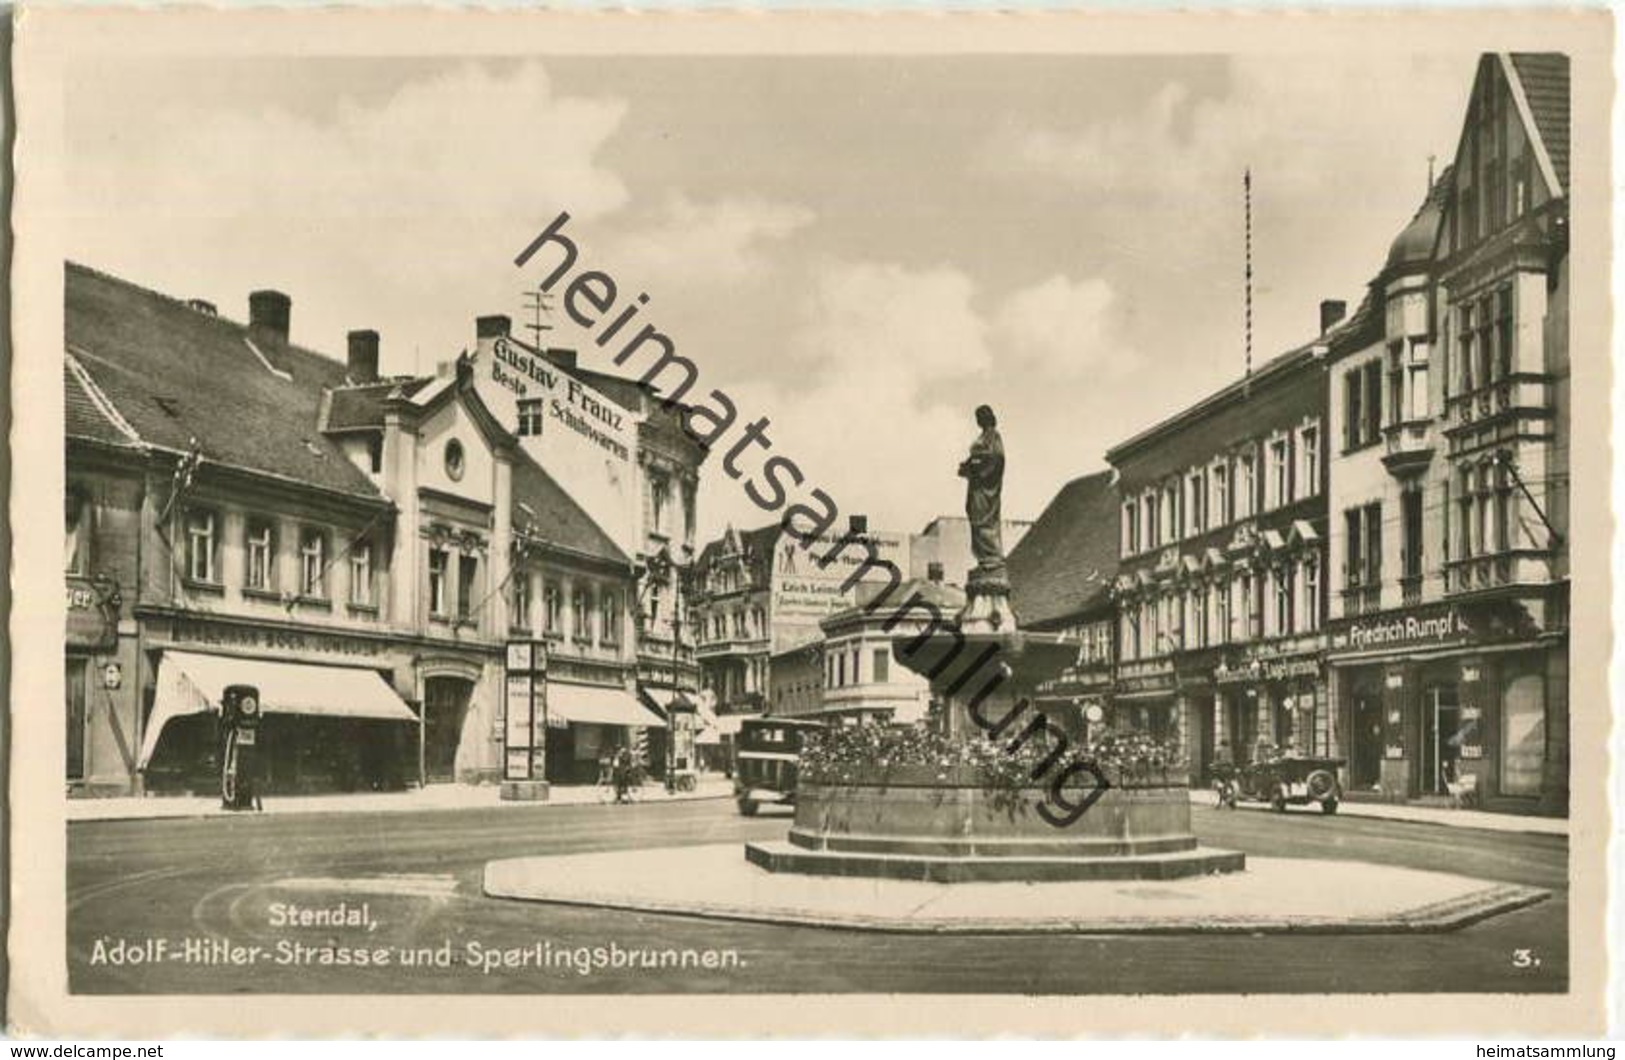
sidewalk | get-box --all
[65,775,735,823]
[1187,789,1568,836]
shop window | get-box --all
[66,487,91,575]
[1500,673,1546,797]
[349,541,373,607]
[245,519,275,591]
[185,509,220,584]
[299,528,327,598]
[428,549,449,617]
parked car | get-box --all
[1213,755,1344,814]
[733,716,823,816]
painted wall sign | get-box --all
[1213,655,1321,685]
[163,617,389,661]
[1331,604,1474,652]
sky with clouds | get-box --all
[64,52,1476,541]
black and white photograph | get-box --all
[6,7,1613,1039]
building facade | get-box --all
[1324,53,1569,815]
[66,264,664,798]
[1106,332,1334,786]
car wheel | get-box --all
[738,798,758,817]
[1321,798,1339,815]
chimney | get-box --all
[849,514,868,536]
[927,561,944,583]
[248,290,291,342]
[187,298,217,316]
[476,315,511,339]
[547,347,579,370]
[347,329,380,384]
[1319,299,1347,335]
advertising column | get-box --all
[501,639,550,802]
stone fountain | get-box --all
[746,406,1245,882]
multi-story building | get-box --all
[65,263,664,797]
[1007,470,1120,743]
[1106,320,1335,786]
[812,573,965,726]
[463,318,708,719]
[690,517,910,716]
[1324,53,1569,815]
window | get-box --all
[1163,483,1181,541]
[544,583,562,633]
[601,590,620,644]
[517,399,544,437]
[1298,426,1320,498]
[873,648,889,684]
[1459,303,1477,393]
[1212,464,1231,526]
[1345,508,1364,589]
[1191,587,1208,648]
[1143,494,1159,549]
[1458,468,1477,559]
[66,658,88,781]
[1387,343,1405,429]
[1402,490,1425,581]
[647,583,662,628]
[299,529,327,598]
[1363,361,1383,444]
[429,549,449,616]
[511,571,531,630]
[1122,502,1138,555]
[1274,563,1294,636]
[245,520,274,591]
[457,555,478,623]
[851,648,861,684]
[1216,578,1231,643]
[837,652,846,686]
[66,489,90,574]
[1494,462,1513,553]
[1494,287,1514,380]
[443,439,466,482]
[650,472,668,534]
[572,587,589,641]
[1408,343,1431,420]
[367,436,383,474]
[1236,452,1256,520]
[1188,471,1206,534]
[1364,503,1383,589]
[1344,363,1384,448]
[349,541,373,606]
[185,510,218,583]
[1267,437,1290,509]
[1303,557,1321,631]
[1243,572,1261,639]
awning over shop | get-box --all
[550,684,667,729]
[139,650,417,768]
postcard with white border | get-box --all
[6,6,1614,1038]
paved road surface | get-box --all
[68,797,1567,994]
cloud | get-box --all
[606,192,814,290]
[993,273,1134,378]
[66,61,630,372]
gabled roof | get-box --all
[322,378,433,433]
[65,355,142,448]
[511,448,629,568]
[1509,53,1569,194]
[66,262,384,500]
[1008,469,1120,628]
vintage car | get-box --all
[1213,755,1344,814]
[733,716,824,816]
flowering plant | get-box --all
[799,723,1187,814]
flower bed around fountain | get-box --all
[745,724,1245,882]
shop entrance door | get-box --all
[1351,691,1382,790]
[1420,683,1460,795]
[1190,696,1214,784]
[423,676,473,784]
[1226,692,1258,765]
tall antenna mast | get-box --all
[1244,167,1253,394]
[521,289,555,347]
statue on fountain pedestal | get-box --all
[956,404,1016,631]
